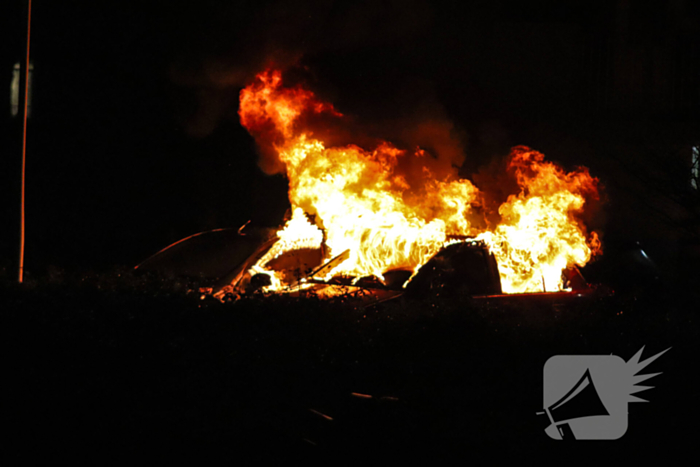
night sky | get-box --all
[2,0,699,279]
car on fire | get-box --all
[135,221,609,308]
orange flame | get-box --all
[237,68,601,295]
[477,147,600,293]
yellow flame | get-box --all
[237,69,601,295]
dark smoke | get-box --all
[164,1,476,192]
[167,0,476,194]
[169,0,434,137]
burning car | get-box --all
[136,66,605,306]
[135,219,605,308]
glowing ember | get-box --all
[236,68,601,295]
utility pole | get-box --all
[18,0,32,283]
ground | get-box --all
[1,269,697,462]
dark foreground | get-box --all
[1,270,698,463]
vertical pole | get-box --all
[18,0,32,283]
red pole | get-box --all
[19,0,32,284]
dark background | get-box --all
[1,2,698,462]
[2,0,699,283]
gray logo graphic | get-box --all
[538,346,670,440]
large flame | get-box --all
[476,147,600,292]
[236,68,600,294]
